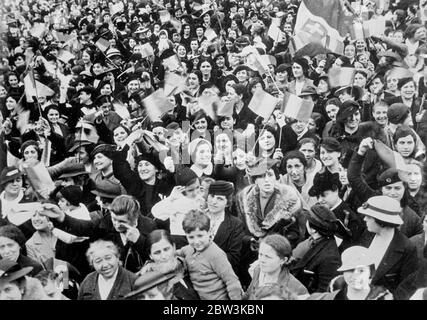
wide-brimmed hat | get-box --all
[357,196,403,225]
[334,85,363,101]
[57,164,89,180]
[337,246,375,272]
[336,100,361,123]
[124,270,176,299]
[0,260,33,285]
[0,166,23,186]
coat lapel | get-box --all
[107,266,124,300]
[213,215,230,248]
[372,232,406,283]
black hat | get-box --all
[387,103,410,125]
[307,205,339,237]
[378,168,402,188]
[233,65,251,75]
[94,95,113,108]
[208,180,234,196]
[124,270,176,299]
[299,85,318,97]
[334,85,363,101]
[91,180,122,199]
[90,144,117,159]
[0,166,23,186]
[320,137,342,153]
[58,185,82,206]
[275,63,290,73]
[68,140,95,153]
[174,166,198,186]
[336,100,360,123]
[308,171,342,197]
[135,152,164,170]
[397,77,414,90]
[292,57,309,71]
[77,85,96,97]
[0,260,33,285]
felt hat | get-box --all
[248,158,279,177]
[337,246,375,272]
[68,140,95,153]
[0,166,23,186]
[307,205,339,237]
[320,137,342,153]
[91,180,122,199]
[387,103,410,125]
[357,196,403,225]
[90,144,117,159]
[298,85,318,97]
[124,270,176,299]
[336,100,360,123]
[334,85,363,101]
[377,168,402,188]
[0,260,33,285]
[308,170,342,197]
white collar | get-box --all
[0,190,24,219]
[190,163,213,177]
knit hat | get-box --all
[208,180,234,196]
[336,100,360,123]
[174,166,198,186]
[59,186,82,206]
[387,103,410,124]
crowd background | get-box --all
[0,0,426,300]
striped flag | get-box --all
[198,94,220,121]
[294,0,354,47]
[143,89,175,121]
[248,88,278,119]
[217,98,236,117]
[95,37,110,52]
[164,72,187,96]
[281,92,314,121]
[328,67,356,88]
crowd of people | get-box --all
[0,0,426,301]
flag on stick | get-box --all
[95,37,110,52]
[197,94,220,121]
[248,88,278,119]
[23,71,55,101]
[328,67,356,88]
[159,10,171,24]
[164,72,187,96]
[281,92,314,121]
[143,89,175,121]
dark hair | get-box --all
[0,225,26,254]
[109,195,140,223]
[146,229,176,256]
[282,150,307,169]
[260,234,292,260]
[182,209,210,233]
[373,217,400,229]
[298,137,318,150]
[35,270,57,286]
[393,125,417,157]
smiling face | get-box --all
[236,70,248,83]
[4,177,23,198]
[258,242,284,275]
[186,228,210,252]
[199,61,212,75]
[381,181,405,201]
[93,153,112,171]
[320,146,341,168]
[343,266,371,291]
[344,44,356,59]
[325,104,339,121]
[0,237,20,262]
[31,211,50,231]
[23,145,39,161]
[194,117,208,133]
[372,105,388,126]
[137,160,157,182]
[8,75,19,87]
[215,133,232,153]
[113,126,129,145]
[5,97,17,111]
[344,110,361,130]
[395,135,415,158]
[47,108,60,124]
[100,83,112,96]
[92,246,120,279]
[400,81,415,99]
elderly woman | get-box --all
[127,230,199,300]
[244,234,308,300]
[78,239,138,300]
[0,259,47,300]
[0,225,43,276]
[309,246,392,300]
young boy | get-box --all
[178,210,242,300]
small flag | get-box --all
[198,94,220,120]
[374,139,409,173]
[52,30,75,43]
[324,35,344,55]
[95,37,110,52]
[143,89,175,121]
[164,72,187,96]
[112,100,130,120]
[387,66,413,80]
[248,88,278,119]
[281,92,314,121]
[159,10,171,24]
[351,21,365,40]
[217,98,235,117]
[328,67,356,88]
[23,71,55,101]
[22,161,55,200]
[110,2,124,16]
[140,43,154,58]
[162,54,181,71]
[363,17,386,38]
[267,24,282,42]
[204,28,217,42]
[170,17,182,34]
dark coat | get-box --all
[332,201,366,252]
[213,213,245,274]
[17,254,44,277]
[55,212,157,273]
[290,237,341,293]
[360,230,419,300]
[410,232,426,261]
[78,266,138,300]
